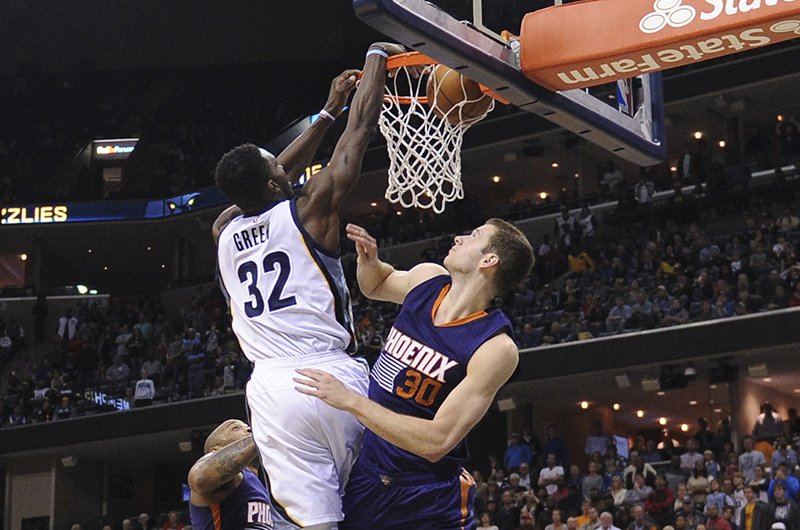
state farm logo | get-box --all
[640,0,800,33]
[640,0,697,33]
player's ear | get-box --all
[480,253,499,269]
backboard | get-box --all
[353,0,666,166]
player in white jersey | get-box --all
[213,43,406,530]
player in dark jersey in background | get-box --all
[295,220,534,530]
[189,419,273,530]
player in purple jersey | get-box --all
[189,420,274,530]
[295,220,534,530]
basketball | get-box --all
[426,64,493,125]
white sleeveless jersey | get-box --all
[217,199,356,361]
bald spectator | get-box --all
[599,512,621,530]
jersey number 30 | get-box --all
[237,252,297,317]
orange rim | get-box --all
[385,50,438,70]
[382,50,508,106]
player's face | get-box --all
[219,419,251,446]
[444,224,497,273]
[260,149,293,200]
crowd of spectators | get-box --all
[0,285,253,427]
[347,193,800,353]
[471,411,800,530]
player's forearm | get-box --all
[277,117,333,183]
[187,435,257,494]
[350,45,388,140]
[342,391,459,462]
[356,259,396,300]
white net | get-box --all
[379,63,494,214]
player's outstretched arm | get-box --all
[296,43,405,252]
[295,333,519,462]
[187,434,258,506]
[276,69,360,182]
[346,223,446,304]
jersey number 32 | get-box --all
[237,252,297,317]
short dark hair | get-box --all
[215,143,272,208]
[483,219,534,296]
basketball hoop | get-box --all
[380,51,496,214]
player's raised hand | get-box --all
[346,223,380,267]
[323,69,361,117]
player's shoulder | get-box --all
[405,263,449,292]
[469,333,518,380]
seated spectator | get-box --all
[661,298,689,327]
[675,496,705,530]
[579,507,601,530]
[134,370,155,407]
[518,324,540,349]
[734,290,763,315]
[609,475,627,509]
[606,296,632,334]
[627,504,657,530]
[706,478,734,512]
[106,355,132,385]
[768,285,791,310]
[478,511,499,530]
[776,208,800,233]
[54,396,75,420]
[705,504,733,530]
[623,474,652,509]
[7,404,28,426]
[162,512,184,530]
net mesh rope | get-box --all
[379,64,494,214]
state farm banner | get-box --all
[520,0,800,91]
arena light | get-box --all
[370,202,378,207]
[20,254,27,261]
[539,192,548,200]
[551,162,559,168]
[580,401,589,409]
[659,417,667,425]
[718,140,726,148]
[613,403,620,410]
[778,115,784,121]
[694,131,703,139]
[689,400,698,405]
[492,175,501,183]
[77,285,88,295]
[670,166,677,172]
[680,424,690,432]
[636,410,644,418]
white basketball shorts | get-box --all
[246,351,369,528]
